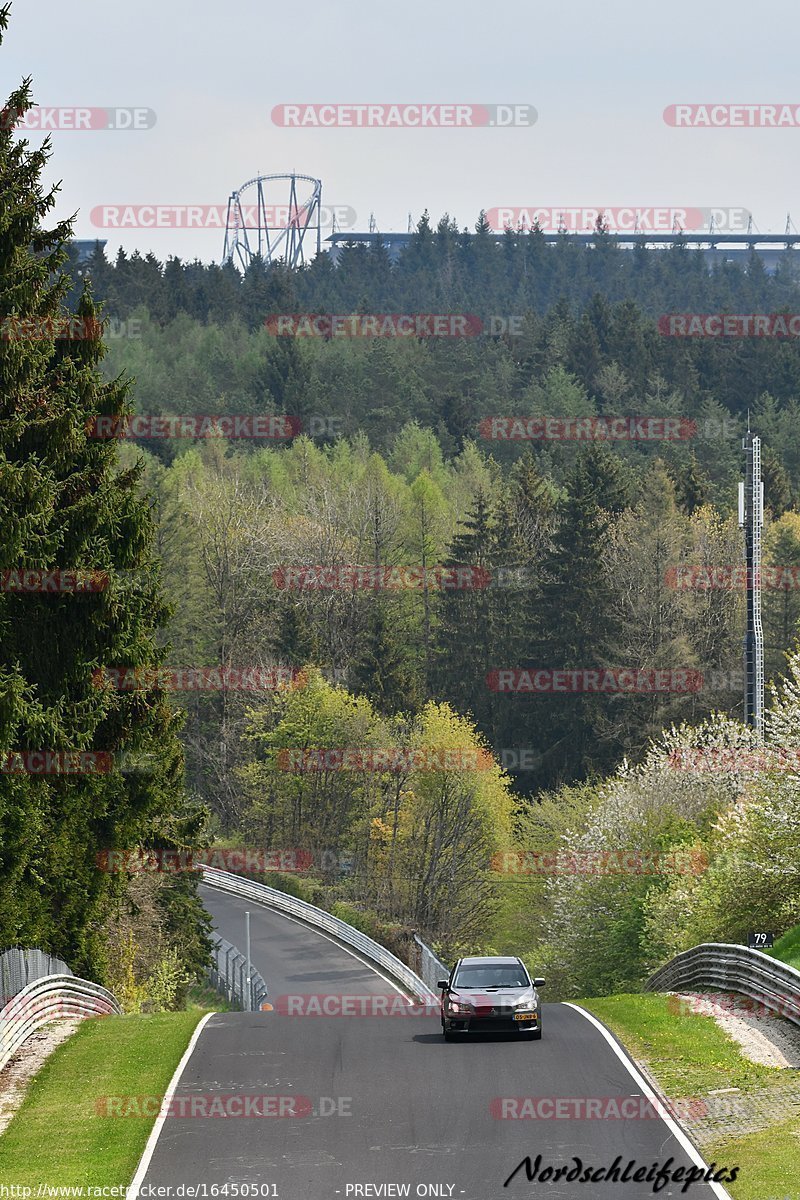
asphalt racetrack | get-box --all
[131,883,735,1200]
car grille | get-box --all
[469,1016,519,1032]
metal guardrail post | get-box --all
[225,944,236,1002]
[245,912,251,1013]
[206,932,268,1012]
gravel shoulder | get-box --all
[668,992,800,1147]
[0,1020,81,1135]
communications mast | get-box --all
[738,430,765,738]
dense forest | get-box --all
[4,76,800,1001]
[59,231,800,990]
[68,226,800,502]
[68,229,800,803]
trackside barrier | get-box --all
[200,866,437,1002]
[646,942,800,1028]
[0,974,121,1073]
[413,933,450,992]
[208,933,269,1011]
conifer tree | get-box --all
[673,452,710,515]
[348,599,419,716]
[433,491,496,730]
[0,8,206,978]
[569,440,632,514]
[761,446,793,517]
[533,451,621,786]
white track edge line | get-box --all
[563,1003,735,1200]
[128,1010,216,1198]
[202,880,413,1002]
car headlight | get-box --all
[514,993,538,1012]
[447,997,474,1014]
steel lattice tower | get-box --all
[222,174,322,270]
[739,432,765,737]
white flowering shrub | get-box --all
[531,697,800,997]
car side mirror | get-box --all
[437,979,449,990]
[533,978,546,988]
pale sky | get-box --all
[5,0,799,262]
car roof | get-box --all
[456,956,523,966]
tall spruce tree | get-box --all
[761,446,793,517]
[348,598,420,716]
[673,452,710,515]
[569,440,632,514]
[533,451,623,787]
[0,10,207,979]
[433,491,497,733]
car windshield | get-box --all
[453,965,529,988]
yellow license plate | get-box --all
[514,1013,537,1021]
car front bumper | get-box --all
[443,1010,540,1034]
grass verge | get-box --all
[578,993,784,1099]
[704,1114,800,1200]
[579,993,798,1199]
[770,923,800,971]
[0,1011,208,1187]
[185,982,232,1011]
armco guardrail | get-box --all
[201,866,437,1002]
[646,942,800,1027]
[209,933,269,1012]
[0,974,121,1073]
